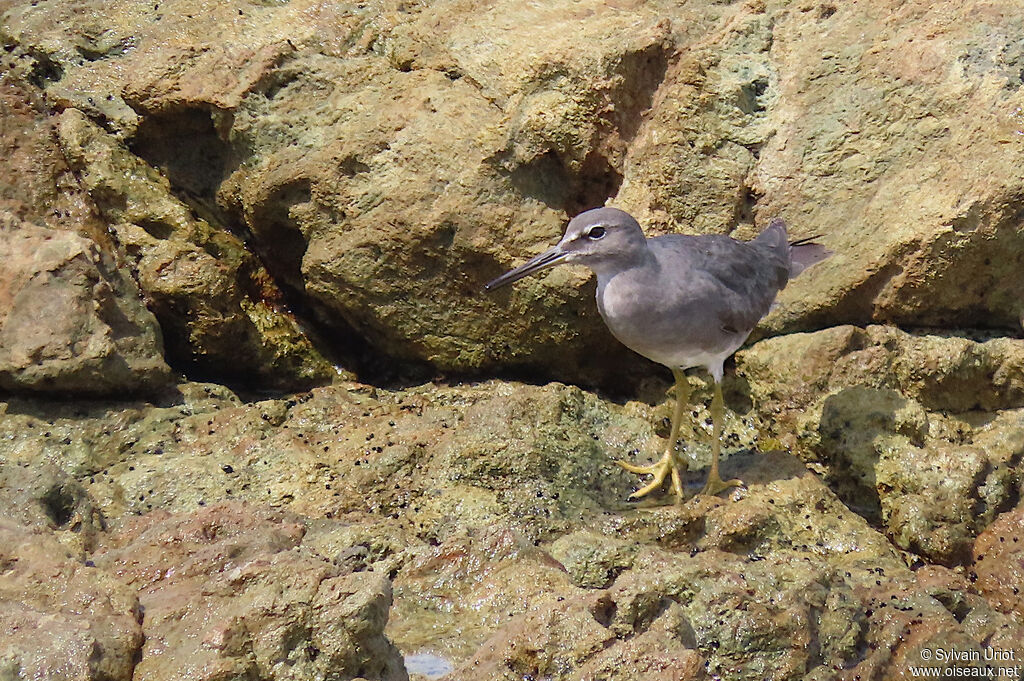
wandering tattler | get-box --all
[485,207,830,500]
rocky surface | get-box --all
[2,0,1024,679]
[0,461,105,558]
[2,44,331,392]
[2,54,174,396]
[737,325,1024,566]
[752,1,1024,334]
[1,378,1024,679]
[0,213,172,395]
[55,108,335,390]
[0,55,101,235]
[0,520,143,681]
[6,0,1023,383]
[972,504,1024,619]
[93,502,407,681]
[0,380,656,532]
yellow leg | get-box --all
[617,369,689,500]
[698,379,743,496]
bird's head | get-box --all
[485,207,647,290]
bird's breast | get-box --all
[596,275,646,327]
[595,267,748,370]
[596,272,669,356]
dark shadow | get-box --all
[0,382,188,414]
[816,386,912,524]
[39,482,77,527]
[129,105,235,208]
[244,178,312,293]
[609,43,671,143]
[714,449,810,490]
[507,149,623,216]
[25,48,64,88]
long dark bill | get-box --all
[484,246,569,291]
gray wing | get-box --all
[650,229,790,336]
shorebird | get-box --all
[486,207,830,500]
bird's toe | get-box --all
[698,474,744,497]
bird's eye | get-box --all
[587,226,606,240]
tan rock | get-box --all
[740,325,1024,416]
[4,0,1024,387]
[549,529,637,589]
[0,520,143,681]
[93,502,407,681]
[738,325,1024,564]
[3,377,1024,678]
[0,65,173,395]
[972,505,1024,619]
[446,590,704,681]
[0,213,172,394]
[0,0,768,387]
[389,524,583,664]
[0,59,101,238]
[0,66,174,395]
[0,461,104,559]
[752,0,1024,333]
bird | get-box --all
[485,207,831,501]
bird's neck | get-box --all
[589,246,657,283]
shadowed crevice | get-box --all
[508,149,624,216]
[129,106,236,209]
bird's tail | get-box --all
[755,217,832,277]
[788,234,832,277]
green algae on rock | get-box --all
[3,378,1024,679]
[737,325,1024,565]
[55,109,335,390]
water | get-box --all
[404,652,455,679]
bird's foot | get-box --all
[698,471,743,497]
[616,451,685,500]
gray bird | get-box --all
[485,207,831,500]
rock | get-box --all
[874,409,1024,566]
[0,62,172,396]
[2,376,1024,678]
[0,54,101,236]
[737,325,1024,565]
[0,379,657,534]
[4,0,1024,387]
[739,325,1024,418]
[0,213,172,395]
[750,0,1024,333]
[614,4,778,236]
[5,0,1024,678]
[228,6,671,385]
[92,502,408,681]
[446,590,704,681]
[972,505,1024,619]
[0,519,143,681]
[438,467,1024,680]
[389,523,584,664]
[0,63,173,396]
[55,108,335,391]
[549,530,637,589]
[0,461,105,559]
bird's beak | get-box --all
[484,245,569,291]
